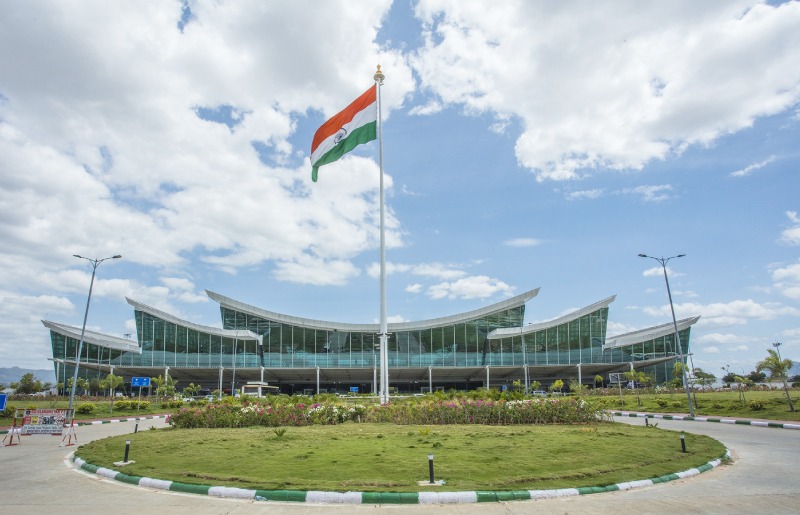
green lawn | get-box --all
[76,422,726,492]
[597,389,800,421]
[1,396,171,421]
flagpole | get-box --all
[374,65,389,405]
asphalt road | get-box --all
[0,416,797,514]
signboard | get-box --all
[349,386,359,393]
[21,409,66,435]
[0,393,6,411]
[131,376,151,388]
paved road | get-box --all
[1,416,798,514]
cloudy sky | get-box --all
[1,1,799,380]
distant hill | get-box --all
[0,367,56,386]
[790,361,800,378]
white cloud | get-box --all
[427,276,514,300]
[405,283,423,293]
[368,261,467,280]
[695,333,743,345]
[643,266,683,278]
[566,189,605,201]
[503,237,541,248]
[408,101,443,116]
[771,260,800,300]
[780,211,800,246]
[730,155,777,177]
[703,346,720,354]
[622,184,673,203]
[411,1,800,181]
[642,299,800,327]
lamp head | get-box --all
[676,254,686,258]
[637,253,647,258]
[112,255,122,259]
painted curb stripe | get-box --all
[71,448,729,505]
[610,411,799,429]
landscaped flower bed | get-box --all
[167,396,600,429]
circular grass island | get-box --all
[75,422,727,496]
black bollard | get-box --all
[134,423,138,433]
[428,454,435,484]
[124,440,131,462]
[680,432,686,453]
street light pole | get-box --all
[67,254,122,422]
[638,253,694,417]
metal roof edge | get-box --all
[487,295,616,339]
[206,288,540,332]
[41,319,141,353]
[125,298,262,341]
[603,316,701,349]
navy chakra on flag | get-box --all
[333,127,348,145]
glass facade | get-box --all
[43,292,696,391]
[485,307,609,366]
[218,304,526,369]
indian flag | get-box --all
[310,85,377,182]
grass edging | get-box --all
[611,411,800,430]
[70,449,731,505]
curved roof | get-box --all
[603,316,701,350]
[126,298,262,341]
[42,320,141,353]
[206,288,540,333]
[487,295,616,339]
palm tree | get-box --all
[756,348,795,412]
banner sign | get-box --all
[21,409,67,435]
[0,393,6,411]
[131,376,151,388]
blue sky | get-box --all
[1,1,799,380]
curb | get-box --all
[1,415,168,434]
[611,411,800,430]
[70,449,730,505]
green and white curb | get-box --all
[612,411,800,430]
[70,450,730,505]
[1,414,168,434]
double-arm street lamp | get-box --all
[638,253,694,417]
[67,254,122,421]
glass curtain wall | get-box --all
[219,305,526,369]
[486,307,610,366]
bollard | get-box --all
[428,454,435,484]
[124,440,131,462]
[134,423,138,434]
[645,417,649,426]
[680,432,686,453]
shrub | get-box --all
[114,400,131,410]
[76,403,96,414]
[748,399,766,411]
[711,401,724,410]
[655,398,669,408]
[3,404,17,417]
[670,400,683,408]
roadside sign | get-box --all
[350,386,359,393]
[131,376,151,388]
[0,393,6,411]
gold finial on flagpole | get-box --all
[374,64,385,84]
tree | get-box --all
[624,370,651,407]
[569,379,587,396]
[100,373,125,414]
[182,383,201,398]
[594,374,604,389]
[10,373,45,394]
[756,348,795,412]
[746,370,767,384]
[733,375,752,405]
[693,368,716,390]
[549,379,564,394]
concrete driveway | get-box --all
[1,415,797,514]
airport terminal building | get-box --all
[42,288,699,395]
